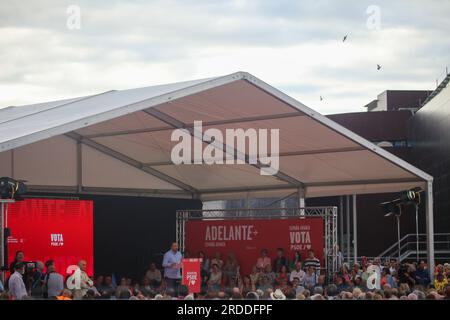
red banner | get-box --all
[182,258,202,293]
[185,218,323,276]
[6,198,94,276]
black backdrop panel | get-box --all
[26,192,201,281]
[92,195,201,280]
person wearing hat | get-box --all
[270,288,286,300]
[245,291,259,300]
[255,289,264,298]
[8,262,28,300]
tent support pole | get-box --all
[0,201,4,284]
[425,180,435,280]
[339,196,344,257]
[77,141,82,193]
[346,195,350,264]
[0,200,13,285]
[352,194,357,265]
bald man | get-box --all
[72,260,93,300]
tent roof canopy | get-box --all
[0,72,432,200]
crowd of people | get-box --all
[1,245,450,300]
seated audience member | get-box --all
[414,260,431,287]
[256,249,271,270]
[291,277,305,294]
[145,262,162,288]
[83,289,97,300]
[270,288,286,300]
[380,267,397,288]
[275,265,289,285]
[433,272,448,293]
[351,263,362,278]
[338,264,351,284]
[289,250,302,271]
[99,275,116,296]
[230,287,243,300]
[208,263,222,291]
[139,276,154,297]
[360,264,370,284]
[435,264,444,277]
[257,275,273,292]
[273,248,289,273]
[211,252,224,270]
[71,260,93,300]
[444,285,450,300]
[276,278,289,291]
[325,284,338,300]
[116,277,131,298]
[246,291,259,300]
[290,262,306,284]
[317,274,326,287]
[443,263,450,279]
[92,275,104,296]
[223,252,239,287]
[352,275,364,289]
[250,265,261,287]
[398,264,416,287]
[303,266,317,289]
[335,275,350,293]
[240,275,255,296]
[44,260,64,299]
[262,264,276,285]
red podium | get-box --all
[181,258,202,294]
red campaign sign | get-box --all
[185,218,324,276]
[6,199,94,276]
[182,258,202,293]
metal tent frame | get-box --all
[0,71,435,278]
[176,206,338,281]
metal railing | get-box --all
[375,233,450,263]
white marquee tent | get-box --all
[0,71,435,272]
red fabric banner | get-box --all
[6,198,94,276]
[185,218,324,276]
[181,258,202,293]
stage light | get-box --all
[381,199,401,217]
[380,199,403,260]
[399,187,422,205]
[0,177,27,200]
[380,187,424,262]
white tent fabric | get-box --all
[0,71,432,201]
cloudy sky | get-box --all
[1,0,449,114]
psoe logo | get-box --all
[50,233,64,247]
[171,121,279,175]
